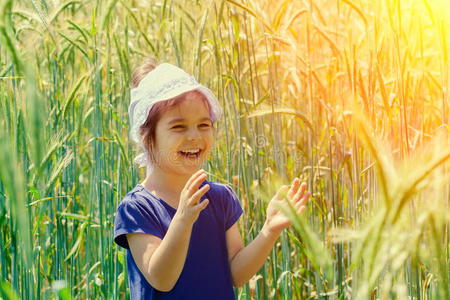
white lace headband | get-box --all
[128,63,222,172]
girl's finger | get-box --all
[185,169,205,191]
[287,178,300,198]
[188,184,210,205]
[187,173,207,196]
[195,198,209,211]
[295,191,310,209]
[275,185,290,200]
[296,205,306,215]
[293,182,307,202]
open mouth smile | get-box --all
[178,149,202,159]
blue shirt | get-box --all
[114,180,243,299]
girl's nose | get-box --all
[186,128,201,140]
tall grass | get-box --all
[0,0,449,299]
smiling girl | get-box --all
[114,58,310,299]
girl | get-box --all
[114,58,310,299]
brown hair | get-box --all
[131,57,159,88]
[131,57,212,165]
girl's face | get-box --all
[152,92,214,176]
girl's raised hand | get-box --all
[264,178,310,235]
[174,169,210,226]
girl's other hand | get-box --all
[263,178,310,235]
[174,169,210,226]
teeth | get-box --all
[181,149,200,154]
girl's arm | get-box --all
[226,222,280,288]
[127,170,210,292]
[127,214,194,292]
[227,178,309,288]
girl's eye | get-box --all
[171,125,185,129]
[199,123,211,128]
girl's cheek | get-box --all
[202,129,214,137]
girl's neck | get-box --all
[142,167,192,204]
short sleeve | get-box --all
[114,196,164,249]
[223,185,244,230]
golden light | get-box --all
[415,0,450,19]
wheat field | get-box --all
[0,0,449,299]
